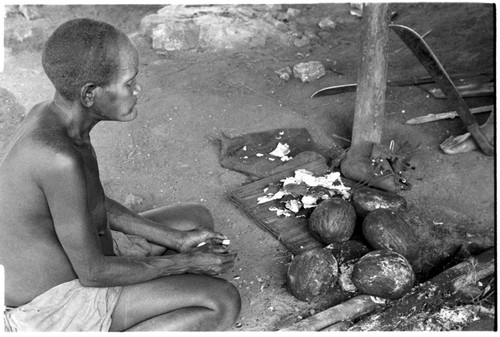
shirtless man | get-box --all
[0,18,241,331]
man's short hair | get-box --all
[42,18,130,101]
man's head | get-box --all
[42,18,142,121]
[42,18,133,102]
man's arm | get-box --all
[38,151,234,287]
[105,197,227,252]
[105,197,185,251]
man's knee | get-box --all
[192,204,214,229]
[183,203,214,230]
[205,278,241,327]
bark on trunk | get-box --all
[351,3,390,147]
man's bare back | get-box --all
[1,18,240,331]
[0,102,92,306]
[0,94,126,305]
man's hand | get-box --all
[194,238,231,254]
[173,249,236,276]
[176,228,229,253]
[174,235,235,276]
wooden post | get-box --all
[1,5,4,73]
[1,264,4,332]
[351,3,390,147]
[278,294,386,331]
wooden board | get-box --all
[229,159,330,255]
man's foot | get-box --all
[340,142,409,193]
[440,113,495,155]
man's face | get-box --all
[93,42,142,122]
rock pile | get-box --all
[0,88,25,155]
[140,4,336,51]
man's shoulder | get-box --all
[3,102,89,174]
[32,134,84,170]
[9,127,83,174]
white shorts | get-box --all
[4,279,122,332]
[4,230,154,332]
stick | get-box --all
[452,257,495,292]
[427,82,494,99]
[278,295,386,331]
[320,320,352,331]
[1,265,4,332]
[406,105,494,124]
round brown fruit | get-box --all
[362,209,420,264]
[287,248,339,302]
[351,187,407,218]
[351,249,415,300]
[308,198,357,244]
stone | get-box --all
[275,8,301,22]
[275,12,289,22]
[262,12,291,33]
[274,66,293,81]
[0,88,25,148]
[317,31,332,40]
[293,61,326,82]
[5,5,40,21]
[318,17,336,30]
[304,29,320,40]
[151,20,200,51]
[123,193,144,209]
[293,35,310,48]
[286,8,302,20]
[349,3,364,17]
[141,5,299,51]
[140,13,169,35]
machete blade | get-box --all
[311,73,493,98]
[390,24,494,156]
[310,84,357,98]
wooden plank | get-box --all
[229,160,329,255]
[279,295,386,331]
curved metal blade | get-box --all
[390,24,494,156]
[311,84,357,98]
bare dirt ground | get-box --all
[1,3,496,331]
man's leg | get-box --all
[116,204,240,330]
[139,203,215,255]
[109,274,241,331]
[440,113,495,154]
[140,203,215,231]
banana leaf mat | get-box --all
[229,159,329,255]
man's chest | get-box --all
[77,144,107,222]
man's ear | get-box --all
[81,83,97,107]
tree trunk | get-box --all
[351,3,390,147]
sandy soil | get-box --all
[1,3,495,331]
